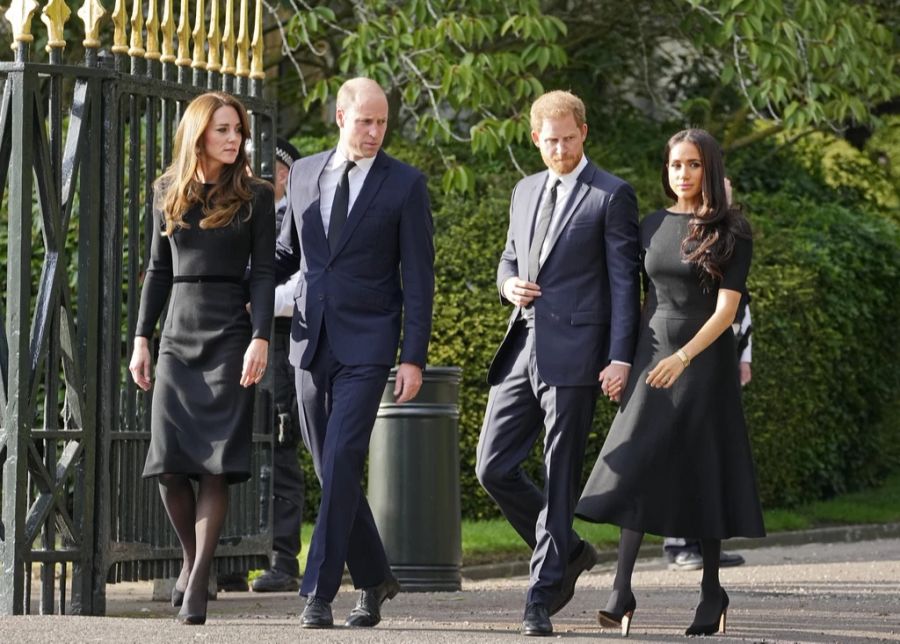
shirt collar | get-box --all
[546,154,588,190]
[331,147,377,173]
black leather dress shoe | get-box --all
[345,576,402,627]
[251,569,301,592]
[300,596,333,629]
[522,602,552,636]
[549,539,599,615]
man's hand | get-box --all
[394,362,423,403]
[502,277,541,307]
[599,363,630,403]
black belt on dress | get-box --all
[172,275,243,284]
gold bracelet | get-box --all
[676,348,691,368]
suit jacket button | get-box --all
[318,294,325,301]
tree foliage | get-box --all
[281,0,567,192]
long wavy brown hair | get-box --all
[661,128,750,286]
[155,92,262,235]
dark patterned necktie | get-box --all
[528,179,561,281]
[327,160,356,252]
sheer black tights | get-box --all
[158,473,229,617]
[604,527,644,614]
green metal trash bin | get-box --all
[368,366,462,592]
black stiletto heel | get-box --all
[598,592,637,637]
[685,588,729,636]
[171,587,185,608]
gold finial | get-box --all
[176,0,190,66]
[111,0,128,54]
[129,0,145,57]
[206,0,221,72]
[160,0,176,63]
[235,0,249,77]
[249,0,264,79]
[191,0,206,69]
[41,0,71,51]
[221,0,235,74]
[4,0,41,44]
[77,0,106,49]
[145,0,160,60]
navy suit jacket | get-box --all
[274,148,435,369]
[488,159,641,387]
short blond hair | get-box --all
[530,90,586,131]
[336,77,387,111]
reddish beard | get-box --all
[543,153,579,175]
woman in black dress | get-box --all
[575,129,764,637]
[129,92,275,624]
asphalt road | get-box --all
[1,537,898,643]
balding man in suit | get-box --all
[274,77,434,629]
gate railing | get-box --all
[0,0,276,616]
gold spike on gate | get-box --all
[235,0,249,78]
[160,0,176,63]
[78,0,106,49]
[207,0,221,73]
[145,0,161,61]
[250,0,263,80]
[4,0,41,45]
[111,0,128,55]
[221,0,236,75]
[191,0,206,69]
[40,0,70,52]
[129,0,145,57]
[176,0,191,67]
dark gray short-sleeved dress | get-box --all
[135,183,275,484]
[576,209,765,539]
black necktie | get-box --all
[528,179,561,281]
[327,160,356,252]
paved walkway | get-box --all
[1,537,899,642]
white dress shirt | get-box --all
[273,194,300,318]
[536,154,589,265]
[318,148,376,236]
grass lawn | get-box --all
[286,472,900,573]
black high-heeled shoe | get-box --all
[685,588,729,636]
[598,592,637,637]
[171,587,185,608]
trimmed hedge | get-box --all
[292,133,900,521]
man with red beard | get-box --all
[476,90,641,636]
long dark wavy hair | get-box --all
[661,128,750,286]
[155,92,265,236]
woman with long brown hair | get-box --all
[576,129,765,637]
[129,91,275,625]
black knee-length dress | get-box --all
[135,183,275,484]
[576,209,765,539]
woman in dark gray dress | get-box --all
[129,92,275,625]
[575,129,764,637]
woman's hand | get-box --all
[646,354,686,389]
[129,337,153,391]
[240,338,269,388]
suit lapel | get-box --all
[329,149,390,259]
[307,150,334,247]
[518,173,546,272]
[538,162,596,275]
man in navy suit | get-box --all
[274,77,434,629]
[476,90,641,636]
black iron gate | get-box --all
[0,0,276,616]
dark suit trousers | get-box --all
[271,328,304,577]
[295,327,392,601]
[477,321,598,605]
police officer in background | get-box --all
[251,137,307,592]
